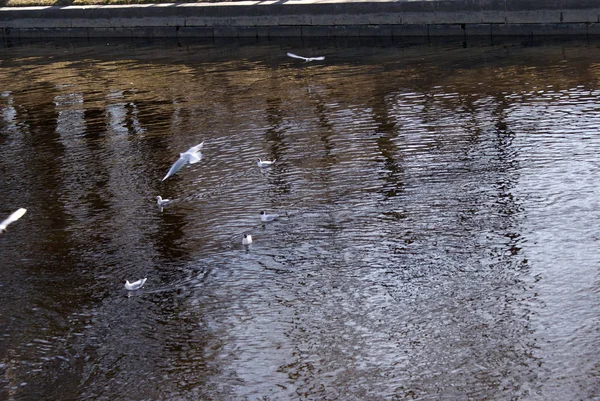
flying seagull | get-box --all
[0,208,27,233]
[162,142,204,181]
[124,278,147,291]
[287,52,325,62]
[257,158,276,168]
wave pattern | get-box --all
[0,39,599,401]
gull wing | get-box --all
[0,208,27,231]
[287,52,307,61]
[308,56,325,61]
[188,152,202,165]
[162,155,188,181]
[125,277,147,290]
[263,214,279,221]
[186,141,204,154]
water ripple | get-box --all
[1,38,600,401]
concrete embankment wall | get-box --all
[1,0,599,39]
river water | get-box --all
[0,37,599,400]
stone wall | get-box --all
[1,0,599,38]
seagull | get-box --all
[124,278,147,291]
[155,196,172,212]
[0,208,27,233]
[243,234,253,245]
[260,211,279,222]
[287,52,325,62]
[156,196,171,206]
[162,142,204,181]
[257,158,276,168]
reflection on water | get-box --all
[1,37,600,400]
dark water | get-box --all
[1,37,600,400]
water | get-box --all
[1,37,600,400]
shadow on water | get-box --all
[1,37,600,400]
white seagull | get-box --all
[155,196,172,212]
[260,211,279,222]
[0,208,27,233]
[162,142,204,181]
[243,234,253,245]
[257,158,276,168]
[124,278,147,291]
[287,52,325,62]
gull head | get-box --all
[156,196,169,205]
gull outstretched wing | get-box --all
[0,208,27,232]
[162,155,187,181]
[287,52,307,61]
[186,141,204,154]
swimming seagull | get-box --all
[257,158,276,168]
[287,52,325,62]
[155,196,172,211]
[162,142,204,181]
[124,278,147,291]
[260,211,279,222]
[0,208,27,233]
[243,234,253,245]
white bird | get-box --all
[242,234,253,245]
[156,195,171,205]
[287,52,325,62]
[156,195,171,206]
[162,142,204,181]
[124,278,147,291]
[260,211,279,222]
[0,208,26,233]
[257,158,276,168]
[155,196,172,212]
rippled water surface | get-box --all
[1,37,600,400]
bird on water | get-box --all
[124,278,147,291]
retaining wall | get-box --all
[1,0,600,38]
